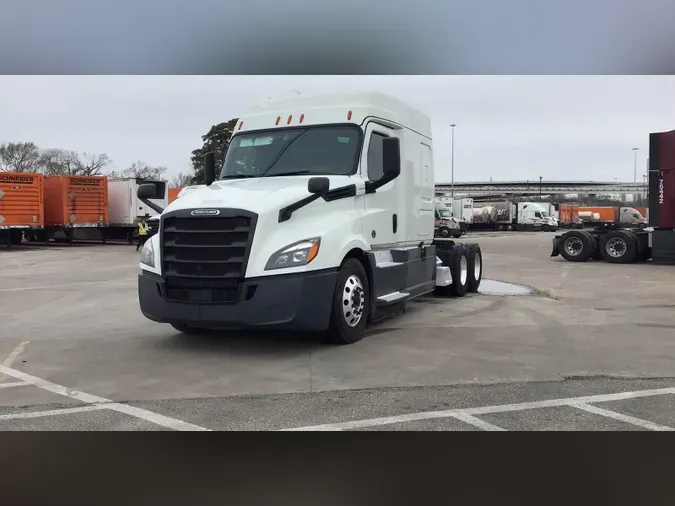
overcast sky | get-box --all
[1,75,674,184]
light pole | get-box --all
[539,176,543,198]
[450,124,457,199]
[632,147,639,184]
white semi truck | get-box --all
[471,201,558,232]
[136,92,484,344]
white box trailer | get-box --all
[108,178,168,225]
[452,197,474,224]
[96,178,168,243]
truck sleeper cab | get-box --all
[137,92,484,344]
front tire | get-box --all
[324,258,370,345]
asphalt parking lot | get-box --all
[1,232,675,431]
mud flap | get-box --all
[551,236,561,257]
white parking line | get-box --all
[571,403,675,431]
[0,364,211,431]
[0,381,28,389]
[0,405,107,421]
[282,387,675,431]
[450,412,506,431]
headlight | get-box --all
[265,238,320,271]
[140,238,155,267]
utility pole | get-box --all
[632,147,639,184]
[539,176,543,198]
[450,124,457,199]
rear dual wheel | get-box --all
[559,230,596,262]
[600,230,638,264]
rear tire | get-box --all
[324,258,370,345]
[559,230,594,262]
[600,230,637,263]
[465,243,483,293]
[450,245,469,297]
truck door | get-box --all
[360,122,400,248]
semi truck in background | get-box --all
[0,172,44,247]
[136,92,485,345]
[577,206,648,227]
[434,200,463,238]
[553,128,675,264]
[471,201,558,232]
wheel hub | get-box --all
[564,237,583,256]
[606,237,626,258]
[342,274,365,327]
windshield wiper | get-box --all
[264,170,312,177]
[220,174,258,179]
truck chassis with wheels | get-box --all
[551,225,651,264]
[552,127,675,266]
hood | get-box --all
[164,175,354,215]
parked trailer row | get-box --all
[577,206,648,228]
[470,201,558,232]
[552,128,675,265]
[0,173,168,247]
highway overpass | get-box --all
[435,180,647,196]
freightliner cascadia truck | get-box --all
[552,128,675,264]
[136,92,484,344]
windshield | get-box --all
[438,209,452,219]
[220,125,362,179]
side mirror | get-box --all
[137,183,157,200]
[382,137,401,178]
[308,176,330,195]
[204,152,216,186]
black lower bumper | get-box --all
[138,268,338,331]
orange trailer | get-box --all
[168,187,181,204]
[557,204,580,227]
[579,206,618,223]
[0,172,44,245]
[44,175,108,228]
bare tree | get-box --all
[72,152,111,176]
[111,160,168,180]
[0,142,41,173]
[170,172,193,188]
[38,148,80,175]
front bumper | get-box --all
[138,268,338,331]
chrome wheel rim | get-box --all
[474,252,482,280]
[460,255,468,285]
[564,237,583,256]
[606,237,626,258]
[342,274,365,327]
